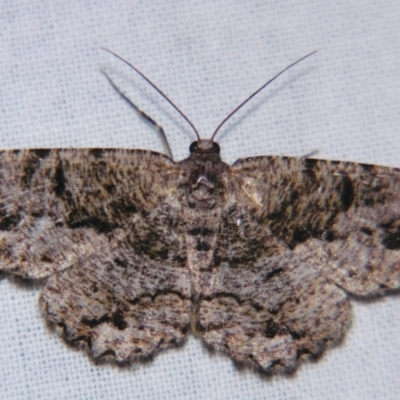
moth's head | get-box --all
[189,140,220,156]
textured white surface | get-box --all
[1,1,400,399]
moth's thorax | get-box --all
[179,150,229,210]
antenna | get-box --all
[102,47,201,141]
[103,48,317,146]
[210,51,317,141]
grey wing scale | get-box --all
[196,156,400,372]
[0,148,190,362]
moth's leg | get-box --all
[196,244,351,373]
[40,237,190,363]
[102,70,173,159]
[301,149,319,158]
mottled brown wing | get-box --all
[0,148,181,278]
[196,156,400,373]
[40,217,191,362]
[0,148,191,362]
[197,243,350,372]
[232,156,400,296]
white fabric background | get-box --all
[1,1,400,399]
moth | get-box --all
[0,50,399,374]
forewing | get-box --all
[0,148,181,279]
[231,156,400,296]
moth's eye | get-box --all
[212,142,220,155]
[189,142,198,153]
